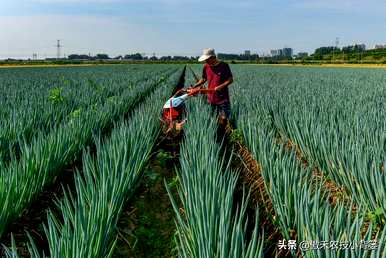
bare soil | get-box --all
[114,134,182,258]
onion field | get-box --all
[1,64,386,258]
[230,66,386,257]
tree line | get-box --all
[67,53,199,61]
[304,44,386,62]
[67,53,260,61]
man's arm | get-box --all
[193,78,206,88]
[192,65,207,88]
[215,77,233,91]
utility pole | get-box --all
[332,37,339,63]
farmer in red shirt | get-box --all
[193,48,233,125]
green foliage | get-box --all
[366,208,386,227]
[158,76,166,84]
[229,128,244,145]
[167,176,179,189]
[156,150,174,167]
[69,108,82,120]
[48,87,64,104]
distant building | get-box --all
[282,48,293,58]
[244,50,251,56]
[271,48,293,58]
[297,52,308,58]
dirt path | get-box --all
[114,135,181,258]
[114,66,186,258]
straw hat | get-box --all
[198,48,216,62]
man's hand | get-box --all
[187,87,201,96]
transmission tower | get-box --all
[332,37,339,62]
[56,40,63,59]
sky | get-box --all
[1,0,386,59]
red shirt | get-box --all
[202,62,232,105]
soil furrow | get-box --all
[221,124,289,257]
[114,133,182,257]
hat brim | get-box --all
[198,54,212,62]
